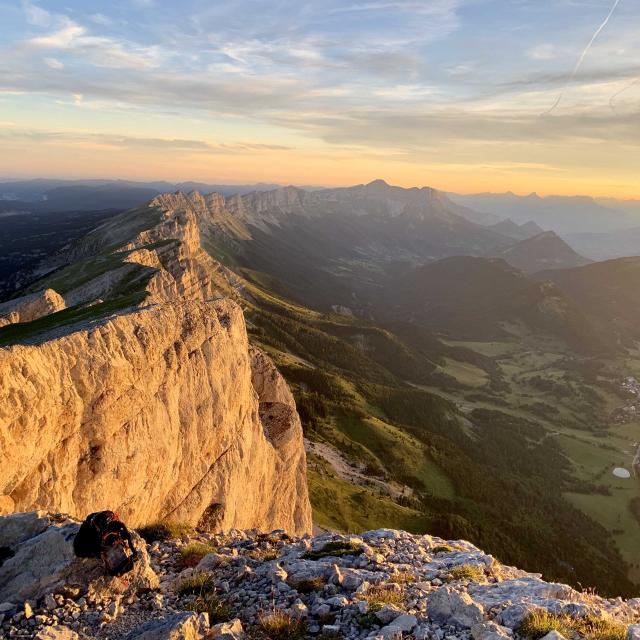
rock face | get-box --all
[0,186,311,535]
[0,288,65,327]
[0,299,311,534]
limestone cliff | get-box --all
[0,191,312,535]
[0,299,311,534]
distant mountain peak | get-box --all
[496,229,590,273]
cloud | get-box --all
[44,57,64,70]
[89,14,113,26]
[21,0,51,27]
[26,17,162,70]
[0,128,292,154]
[527,44,562,61]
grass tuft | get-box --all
[187,591,231,624]
[176,572,214,597]
[447,563,485,582]
[137,521,193,543]
[388,570,416,584]
[361,584,405,608]
[247,548,280,561]
[258,609,308,640]
[303,540,364,560]
[431,544,454,554]
[179,542,216,568]
[289,576,326,593]
[518,610,628,640]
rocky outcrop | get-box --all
[0,289,65,327]
[0,299,311,534]
[0,512,157,603]
[2,520,638,640]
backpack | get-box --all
[73,511,137,577]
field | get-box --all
[443,332,640,584]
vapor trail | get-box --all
[609,76,639,111]
[543,0,623,115]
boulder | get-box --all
[34,626,81,640]
[628,625,640,640]
[540,632,568,640]
[428,586,484,628]
[130,612,209,640]
[0,511,51,548]
[495,603,534,629]
[208,618,244,639]
[375,604,404,624]
[379,613,418,639]
[0,513,158,602]
[471,621,512,639]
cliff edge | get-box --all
[0,193,312,535]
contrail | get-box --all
[609,76,639,111]
[543,0,623,115]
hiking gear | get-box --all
[73,511,137,576]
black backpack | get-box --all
[73,511,137,577]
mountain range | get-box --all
[1,179,640,595]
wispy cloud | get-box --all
[21,0,51,27]
[43,57,64,70]
[0,128,293,154]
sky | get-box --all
[0,0,638,197]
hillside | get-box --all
[382,256,607,354]
[537,257,640,347]
[495,231,591,273]
[487,218,544,240]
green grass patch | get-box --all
[179,542,216,568]
[304,540,364,560]
[258,610,307,640]
[0,291,148,346]
[518,610,627,640]
[447,564,485,582]
[307,466,431,534]
[432,545,454,554]
[176,572,214,597]
[288,576,326,593]
[137,521,194,543]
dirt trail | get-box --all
[305,438,412,500]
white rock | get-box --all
[321,624,341,636]
[427,586,484,628]
[208,618,244,639]
[540,632,567,640]
[628,624,640,640]
[471,621,511,639]
[130,611,209,640]
[381,613,417,637]
[375,604,404,624]
[35,626,81,640]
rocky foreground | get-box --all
[1,513,639,640]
